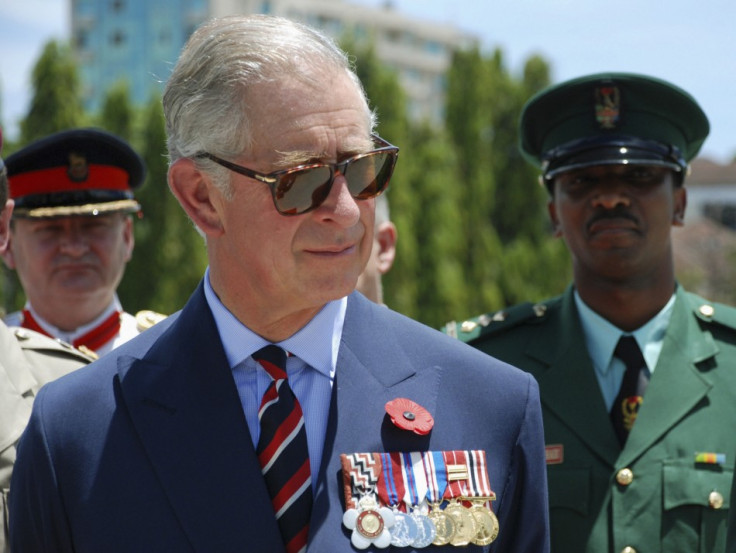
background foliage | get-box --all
[1,36,572,328]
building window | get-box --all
[111,30,126,46]
[74,30,88,49]
[159,28,172,45]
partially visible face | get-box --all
[209,68,376,313]
[548,164,686,283]
[3,213,134,308]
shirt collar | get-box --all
[25,296,123,344]
[574,288,675,375]
[203,267,345,379]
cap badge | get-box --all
[594,85,621,129]
[67,152,89,182]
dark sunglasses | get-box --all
[197,134,399,216]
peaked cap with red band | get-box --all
[6,128,146,219]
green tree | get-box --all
[116,94,207,315]
[97,81,134,140]
[19,41,85,144]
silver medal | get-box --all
[389,510,418,547]
[410,510,437,548]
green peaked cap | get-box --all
[519,72,709,183]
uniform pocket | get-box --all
[662,459,732,553]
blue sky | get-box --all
[2,0,735,162]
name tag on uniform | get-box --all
[545,444,564,465]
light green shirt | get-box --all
[574,290,675,411]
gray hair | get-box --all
[163,14,375,195]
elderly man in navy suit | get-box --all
[9,15,549,552]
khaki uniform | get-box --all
[0,325,92,552]
[445,285,735,553]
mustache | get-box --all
[586,207,639,229]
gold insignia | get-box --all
[477,314,492,327]
[77,345,99,360]
[461,320,478,333]
[491,311,506,322]
[135,310,168,331]
[532,304,547,317]
[621,395,643,431]
[67,152,89,182]
[699,304,714,317]
[594,85,621,129]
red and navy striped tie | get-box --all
[254,345,312,553]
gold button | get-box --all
[699,304,714,317]
[616,468,634,486]
[621,547,637,553]
[708,491,724,509]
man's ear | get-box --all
[0,199,15,269]
[548,200,563,238]
[374,221,397,275]
[168,158,225,237]
[672,186,687,227]
[121,216,135,262]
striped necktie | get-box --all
[254,345,312,553]
[610,335,650,445]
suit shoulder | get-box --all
[684,291,736,331]
[441,297,561,344]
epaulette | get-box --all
[686,293,736,331]
[135,310,168,332]
[442,301,552,343]
[12,327,98,363]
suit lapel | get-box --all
[117,284,285,553]
[618,289,715,466]
[529,287,621,466]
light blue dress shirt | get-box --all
[574,289,675,411]
[203,268,345,489]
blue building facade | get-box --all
[73,0,208,112]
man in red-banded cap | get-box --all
[0,128,94,552]
[2,128,162,358]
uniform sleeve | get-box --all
[9,387,75,553]
[492,374,550,553]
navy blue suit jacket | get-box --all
[10,284,549,552]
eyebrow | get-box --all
[273,139,373,169]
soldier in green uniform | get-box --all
[0,129,94,552]
[444,73,735,552]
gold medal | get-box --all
[356,506,385,539]
[428,502,455,546]
[469,501,499,545]
[444,500,477,546]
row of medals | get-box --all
[353,493,499,547]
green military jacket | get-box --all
[0,324,93,553]
[445,285,735,553]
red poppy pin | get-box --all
[385,398,434,435]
